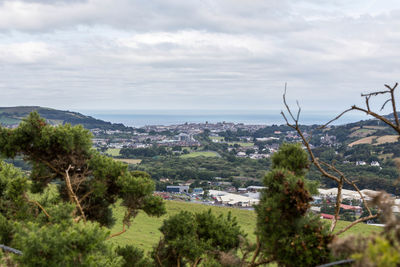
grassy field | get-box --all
[108,200,381,252]
[180,151,220,158]
[349,135,399,147]
[114,158,142,165]
[228,142,255,147]
[0,116,20,125]
[106,148,121,157]
[349,128,375,138]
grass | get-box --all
[114,158,142,165]
[349,135,399,147]
[349,129,375,138]
[0,116,20,125]
[180,151,220,158]
[228,142,254,147]
[108,200,381,252]
[106,148,121,157]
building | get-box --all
[166,185,189,193]
[193,188,204,195]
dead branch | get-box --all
[24,193,51,219]
[330,177,343,232]
[334,214,378,236]
[321,83,400,135]
[282,87,376,234]
[107,224,127,239]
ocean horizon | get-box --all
[82,110,370,128]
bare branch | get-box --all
[388,83,400,127]
[282,84,298,124]
[107,224,127,239]
[330,177,343,232]
[334,214,378,236]
[318,108,353,129]
[25,193,51,219]
[380,99,392,111]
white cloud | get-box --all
[0,41,54,63]
[0,0,399,112]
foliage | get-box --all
[351,236,400,267]
[0,112,165,265]
[135,156,270,182]
[153,210,244,266]
[271,143,309,176]
[255,143,332,266]
[12,220,123,267]
[0,112,165,226]
[115,245,152,267]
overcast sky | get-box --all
[0,0,399,112]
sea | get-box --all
[81,110,369,128]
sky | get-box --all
[0,0,399,112]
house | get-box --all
[214,193,259,207]
[356,161,367,166]
[237,152,246,157]
[370,161,380,167]
[320,213,339,220]
[237,188,248,193]
[340,204,362,212]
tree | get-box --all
[253,143,332,267]
[280,83,400,266]
[0,112,166,265]
[153,210,244,267]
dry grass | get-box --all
[349,129,375,138]
[348,136,377,147]
[363,126,387,130]
[348,135,399,147]
[375,135,399,144]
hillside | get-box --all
[0,106,129,130]
[109,200,381,252]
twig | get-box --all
[65,165,86,221]
[107,224,127,239]
[334,214,378,236]
[25,193,51,219]
[282,85,379,234]
[330,177,343,232]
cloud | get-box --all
[0,41,54,63]
[0,0,399,112]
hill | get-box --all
[0,106,130,130]
[108,200,381,252]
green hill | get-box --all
[108,200,381,252]
[0,106,129,130]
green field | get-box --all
[180,151,220,158]
[108,200,381,252]
[106,148,121,157]
[114,158,142,165]
[0,116,20,125]
[228,142,255,147]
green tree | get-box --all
[0,112,166,265]
[153,210,244,266]
[254,143,332,266]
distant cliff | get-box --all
[0,106,130,130]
